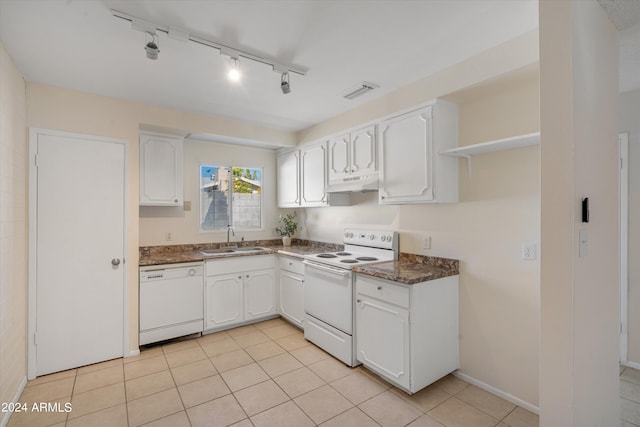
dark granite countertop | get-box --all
[353,253,459,285]
[139,239,343,266]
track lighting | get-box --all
[113,9,309,85]
[227,57,241,82]
[144,32,159,60]
[280,72,291,94]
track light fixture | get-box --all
[112,9,308,82]
[280,72,291,94]
[228,57,241,82]
[144,32,159,60]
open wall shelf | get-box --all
[439,132,540,175]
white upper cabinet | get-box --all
[350,126,377,176]
[300,143,328,206]
[139,133,183,206]
[277,144,348,208]
[277,150,300,208]
[328,125,376,183]
[379,100,458,204]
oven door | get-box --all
[303,260,353,334]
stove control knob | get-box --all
[385,235,392,242]
[369,234,375,240]
[344,232,349,238]
[382,235,388,242]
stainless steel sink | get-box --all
[234,247,269,253]
[200,246,270,256]
[200,248,237,256]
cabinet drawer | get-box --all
[206,255,275,276]
[278,256,305,275]
[356,275,409,308]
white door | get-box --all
[350,125,376,177]
[328,134,350,182]
[245,269,276,320]
[139,134,183,206]
[355,294,410,389]
[32,130,126,376]
[280,271,304,328]
[301,144,327,206]
[379,106,434,204]
[205,274,243,329]
[276,151,300,207]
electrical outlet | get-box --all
[522,242,536,260]
[183,201,191,211]
[423,236,431,249]
[165,232,172,241]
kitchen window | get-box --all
[200,165,262,231]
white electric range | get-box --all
[303,228,399,366]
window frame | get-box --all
[199,163,264,233]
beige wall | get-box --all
[539,1,620,425]
[26,84,295,354]
[621,89,640,365]
[140,138,279,246]
[300,36,541,407]
[0,42,27,414]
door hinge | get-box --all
[34,332,38,345]
[34,154,39,167]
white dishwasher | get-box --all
[139,262,204,345]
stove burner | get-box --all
[356,256,378,261]
[317,253,338,259]
[340,259,359,264]
[336,252,351,256]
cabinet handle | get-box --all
[377,286,382,290]
[289,262,293,266]
[356,299,361,303]
[174,199,178,203]
[246,275,249,278]
[238,275,242,279]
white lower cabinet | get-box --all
[278,256,305,328]
[245,269,277,320]
[205,256,276,331]
[355,274,459,394]
[205,273,244,329]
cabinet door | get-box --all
[277,151,300,207]
[379,106,434,204]
[244,269,276,320]
[139,134,183,206]
[327,134,350,182]
[279,271,304,328]
[205,273,243,330]
[301,144,327,206]
[350,125,376,177]
[355,294,410,390]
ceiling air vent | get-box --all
[342,82,379,100]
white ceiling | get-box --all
[0,0,636,133]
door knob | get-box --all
[111,258,121,266]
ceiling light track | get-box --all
[111,9,308,77]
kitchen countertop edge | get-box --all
[353,253,460,285]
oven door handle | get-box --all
[303,260,353,277]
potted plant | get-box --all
[276,212,298,246]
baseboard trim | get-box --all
[453,370,539,415]
[0,376,27,427]
[127,349,141,358]
[622,360,640,371]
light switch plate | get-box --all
[183,201,191,211]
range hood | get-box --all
[325,174,379,193]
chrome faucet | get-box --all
[227,224,235,245]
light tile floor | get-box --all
[9,318,540,427]
[620,365,640,426]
